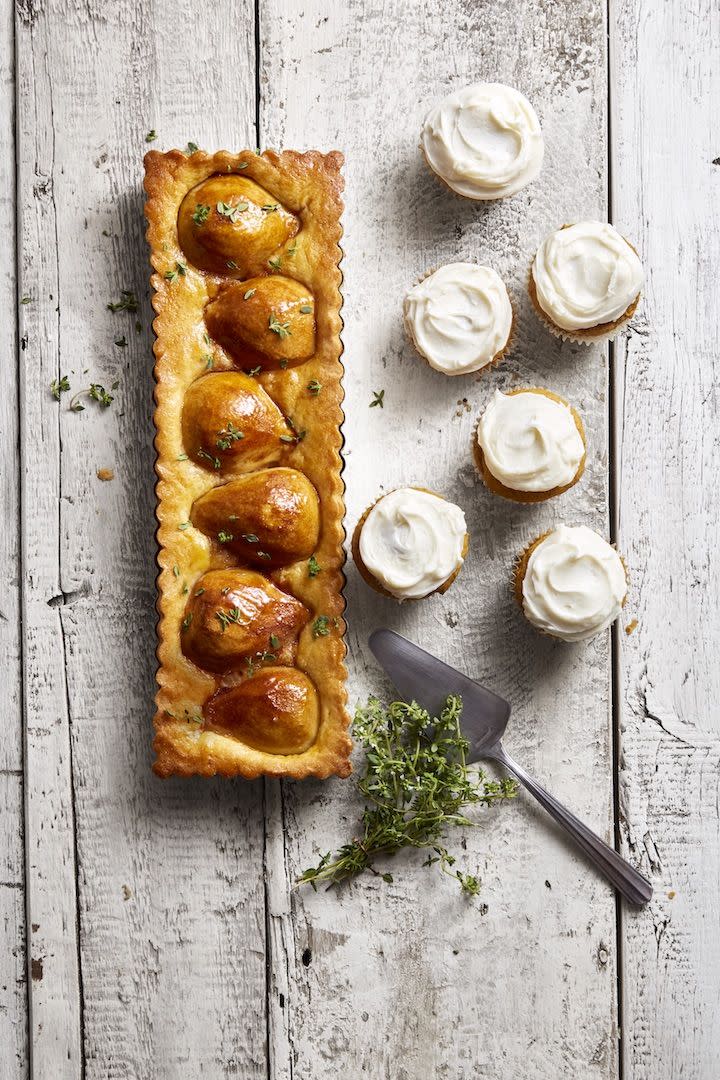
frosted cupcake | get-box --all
[404,263,513,376]
[474,388,586,502]
[514,525,628,642]
[352,487,468,601]
[529,222,643,343]
[421,83,544,200]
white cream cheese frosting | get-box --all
[477,389,584,492]
[531,222,643,331]
[358,487,467,600]
[421,82,544,200]
[521,525,627,642]
[404,263,512,375]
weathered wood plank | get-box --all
[16,1,269,1076]
[611,2,720,1076]
[261,2,618,1076]
[0,3,28,1074]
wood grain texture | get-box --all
[261,2,618,1076]
[0,3,27,1075]
[611,2,720,1076]
[15,1,268,1076]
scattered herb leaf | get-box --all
[370,389,385,409]
[312,615,331,638]
[308,555,322,578]
[192,203,211,226]
[307,379,322,396]
[107,291,138,313]
[145,129,157,142]
[50,375,70,400]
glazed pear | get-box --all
[181,569,308,672]
[206,276,315,370]
[178,175,298,277]
[205,667,320,754]
[191,468,320,567]
[182,371,292,474]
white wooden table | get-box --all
[2,1,718,1076]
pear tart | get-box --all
[144,149,350,779]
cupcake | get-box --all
[529,222,643,343]
[474,388,586,502]
[404,263,513,376]
[352,486,468,601]
[420,82,544,201]
[514,525,628,642]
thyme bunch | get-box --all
[299,695,516,895]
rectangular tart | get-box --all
[144,149,351,779]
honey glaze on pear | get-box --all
[178,175,299,277]
[204,667,320,754]
[181,371,292,474]
[181,569,309,673]
[206,276,316,371]
[191,467,320,567]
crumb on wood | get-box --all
[31,958,43,981]
[625,618,638,635]
[121,884,132,901]
[667,890,676,900]
[97,467,114,481]
[301,947,312,967]
[454,397,471,417]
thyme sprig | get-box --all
[299,695,516,895]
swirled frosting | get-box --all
[532,222,643,331]
[521,525,627,642]
[358,488,467,600]
[404,264,512,375]
[477,389,584,492]
[421,83,544,200]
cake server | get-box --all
[368,628,652,906]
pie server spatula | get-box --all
[369,628,652,906]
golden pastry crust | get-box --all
[144,148,351,779]
[473,387,586,503]
[351,486,469,601]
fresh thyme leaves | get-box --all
[107,290,138,313]
[181,613,193,632]
[308,555,322,578]
[173,565,180,577]
[269,314,291,338]
[216,200,248,223]
[50,375,70,400]
[164,262,187,282]
[114,336,127,347]
[286,242,297,257]
[242,533,259,543]
[197,448,221,469]
[299,304,313,314]
[299,696,517,894]
[268,255,282,271]
[20,296,32,304]
[179,521,190,531]
[246,365,262,377]
[312,615,331,638]
[216,421,244,450]
[244,288,256,300]
[257,551,271,561]
[216,606,243,632]
[370,389,385,409]
[269,633,280,649]
[69,383,114,411]
[185,141,199,154]
[261,203,280,213]
[145,129,157,142]
[217,531,234,544]
[203,354,214,370]
[307,379,322,396]
[192,203,211,226]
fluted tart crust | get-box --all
[144,149,350,779]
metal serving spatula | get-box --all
[369,628,652,906]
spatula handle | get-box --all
[494,746,652,906]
